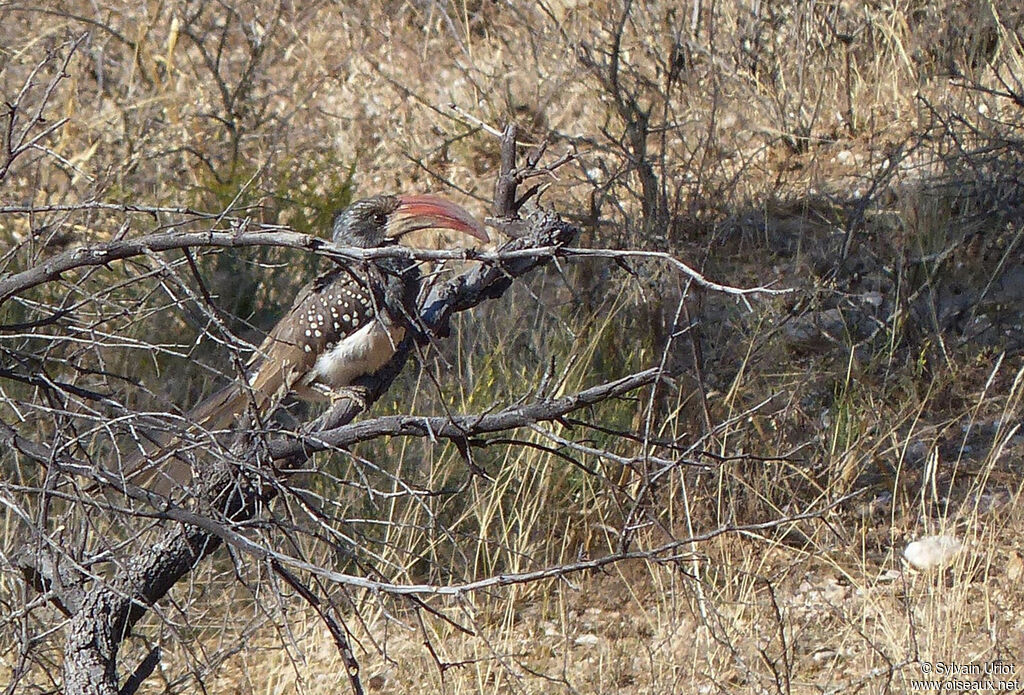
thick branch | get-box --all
[0,226,324,305]
[285,209,580,440]
[59,209,580,695]
[13,545,84,618]
[47,124,752,693]
[270,367,661,460]
[0,218,786,310]
[63,499,246,694]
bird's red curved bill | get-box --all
[394,194,488,242]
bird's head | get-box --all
[331,194,488,248]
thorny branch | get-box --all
[224,494,859,597]
[268,368,665,462]
[0,34,87,183]
[0,125,569,694]
[0,228,787,308]
[3,123,790,695]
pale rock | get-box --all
[903,534,963,570]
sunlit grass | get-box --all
[3,0,1024,692]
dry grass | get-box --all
[3,0,1024,692]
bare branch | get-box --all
[51,130,592,693]
[209,495,858,597]
[0,228,785,310]
[269,367,663,461]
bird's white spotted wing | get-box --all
[245,266,385,406]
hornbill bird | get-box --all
[124,194,488,493]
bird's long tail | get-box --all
[187,383,251,432]
[115,384,252,495]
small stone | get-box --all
[1007,552,1024,581]
[903,535,963,570]
[876,569,902,583]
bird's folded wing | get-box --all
[245,267,381,403]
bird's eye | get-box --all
[373,212,387,225]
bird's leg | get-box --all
[314,383,372,411]
[333,385,372,411]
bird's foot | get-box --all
[328,385,372,411]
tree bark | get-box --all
[60,208,578,694]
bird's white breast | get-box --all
[307,320,405,394]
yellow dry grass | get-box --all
[3,0,1024,693]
